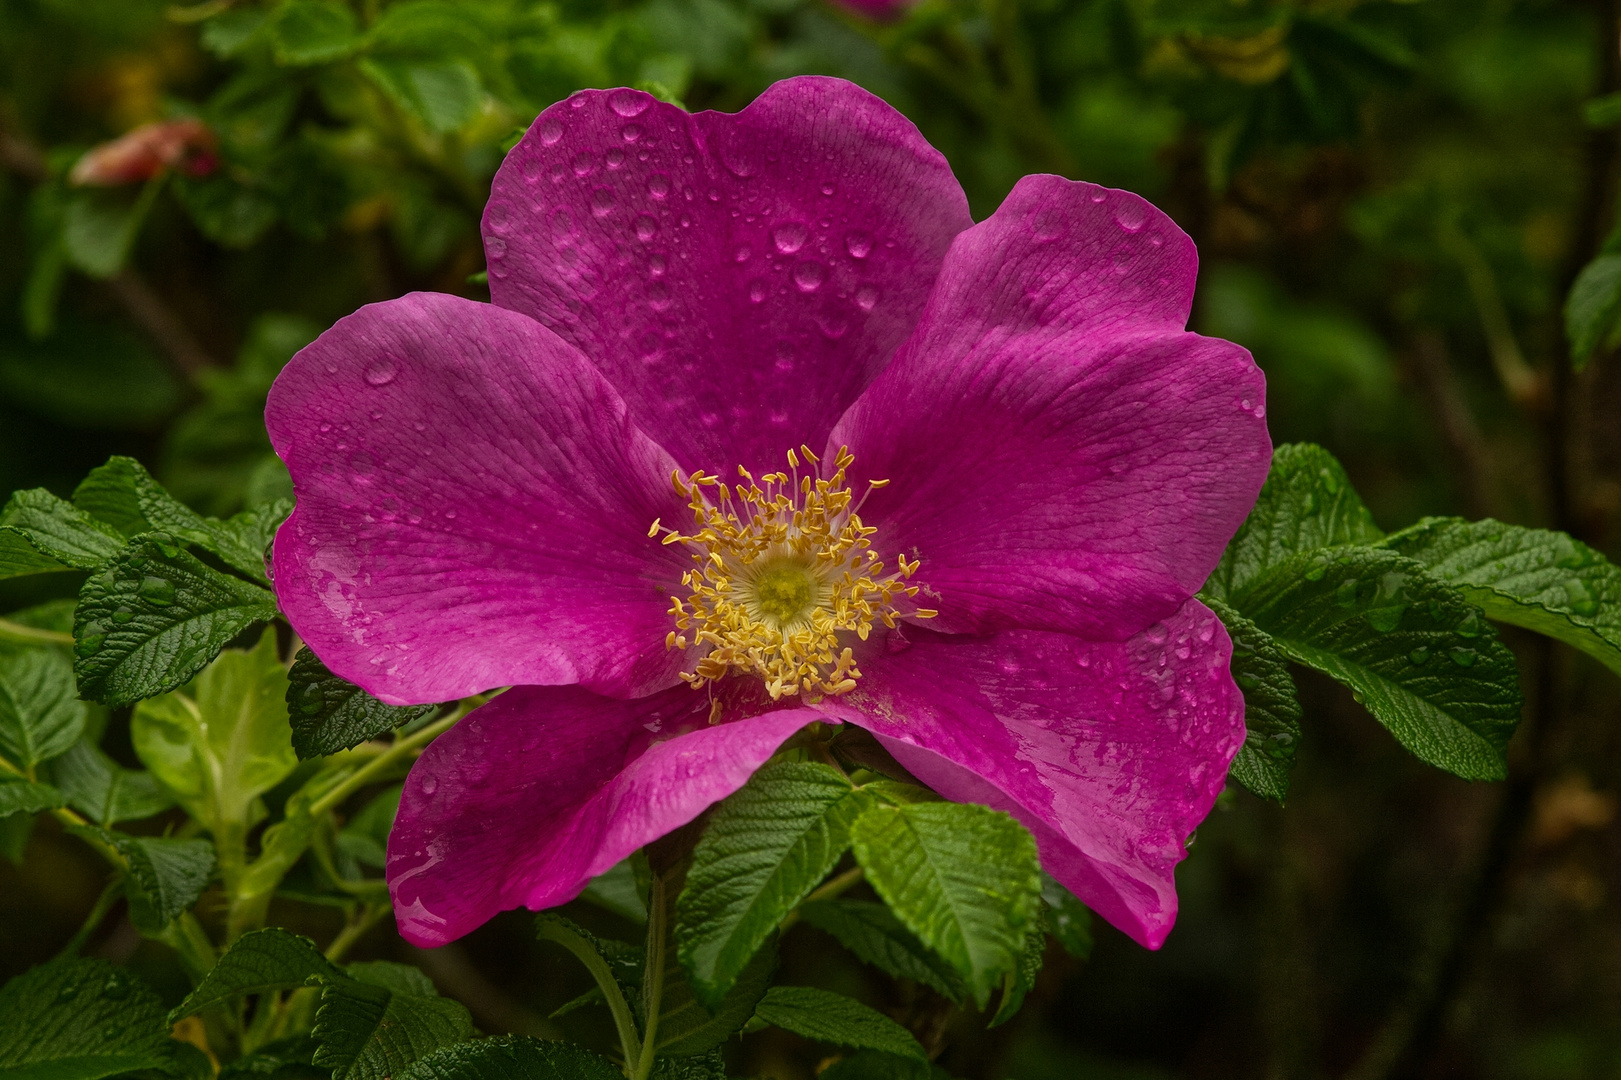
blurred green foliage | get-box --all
[2,0,1619,1078]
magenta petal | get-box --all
[832,176,1272,639]
[813,601,1243,949]
[485,76,973,476]
[267,292,692,705]
[387,684,824,945]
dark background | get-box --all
[2,1,1619,1077]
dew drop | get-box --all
[538,118,563,145]
[748,280,766,303]
[792,260,825,292]
[111,606,134,625]
[1113,199,1148,232]
[609,88,650,117]
[821,182,835,196]
[606,148,624,169]
[1447,646,1477,667]
[138,576,176,607]
[844,230,872,259]
[486,201,514,235]
[590,187,616,217]
[773,221,808,254]
[1033,210,1063,242]
[421,776,438,795]
[102,972,131,1000]
[734,245,750,262]
[648,282,672,311]
[1408,647,1430,666]
[1455,610,1483,638]
[621,123,644,143]
[855,284,879,312]
[634,215,658,242]
[1303,557,1329,582]
[1335,579,1359,607]
[571,152,594,177]
[648,253,666,276]
[364,358,398,387]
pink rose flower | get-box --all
[266,77,1271,950]
[69,118,218,187]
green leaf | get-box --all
[849,802,1042,1008]
[0,642,87,770]
[393,1037,622,1080]
[1385,517,1621,679]
[677,761,868,1009]
[130,633,296,834]
[987,920,1045,1028]
[344,961,437,998]
[170,928,344,1022]
[752,986,926,1061]
[0,774,65,816]
[71,457,280,581]
[361,58,484,133]
[0,490,124,570]
[1566,253,1621,370]
[312,976,473,1080]
[1241,548,1522,780]
[50,740,174,825]
[0,529,73,581]
[218,1035,323,1080]
[286,649,434,759]
[1206,442,1383,605]
[336,784,401,868]
[578,858,649,924]
[0,957,202,1080]
[67,826,215,934]
[62,188,156,280]
[796,900,964,1002]
[271,1,362,65]
[655,934,776,1057]
[1203,596,1302,801]
[74,539,279,708]
[1039,874,1093,961]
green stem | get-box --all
[632,876,668,1080]
[0,617,73,647]
[325,901,390,963]
[537,919,642,1069]
[309,713,459,818]
[58,877,123,958]
[779,866,864,933]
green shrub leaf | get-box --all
[0,490,123,570]
[286,648,435,759]
[676,761,869,1009]
[1565,252,1621,369]
[752,986,926,1060]
[50,740,174,825]
[170,928,343,1022]
[0,643,85,770]
[849,802,1042,1008]
[67,826,214,934]
[796,900,965,1001]
[394,1037,622,1080]
[1204,596,1303,800]
[312,971,473,1080]
[1385,517,1621,678]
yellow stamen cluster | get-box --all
[650,446,935,703]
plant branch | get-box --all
[0,618,74,647]
[632,875,668,1080]
[308,713,458,819]
[537,919,642,1069]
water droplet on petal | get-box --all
[538,118,563,145]
[606,148,624,169]
[792,261,825,292]
[486,201,514,235]
[773,221,808,254]
[364,358,398,387]
[590,187,615,217]
[421,776,438,795]
[609,88,650,117]
[1113,199,1148,232]
[571,152,594,177]
[855,284,879,312]
[748,280,766,303]
[844,230,872,259]
[634,215,658,242]
[621,123,644,143]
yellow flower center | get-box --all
[651,446,936,703]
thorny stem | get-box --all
[538,919,643,1070]
[632,876,668,1080]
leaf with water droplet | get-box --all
[1384,517,1621,679]
[285,648,436,760]
[74,536,279,708]
[1233,547,1520,781]
[1202,595,1301,801]
[1206,443,1383,606]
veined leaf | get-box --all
[74,538,279,708]
[312,968,473,1080]
[1203,595,1302,801]
[394,1037,622,1080]
[286,648,434,759]
[752,986,925,1061]
[170,928,343,1022]
[0,643,86,770]
[850,802,1042,1008]
[269,0,361,65]
[0,528,74,581]
[0,489,123,570]
[1566,252,1621,369]
[1242,548,1522,780]
[67,826,214,934]
[0,774,65,817]
[655,934,776,1057]
[987,919,1046,1028]
[1385,517,1621,679]
[1207,442,1383,605]
[797,900,964,1001]
[50,740,174,825]
[131,633,296,836]
[676,761,869,1009]
[0,957,206,1080]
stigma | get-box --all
[651,446,936,702]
